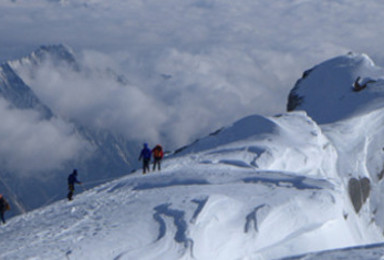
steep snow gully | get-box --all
[3,52,384,259]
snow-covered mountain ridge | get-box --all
[288,52,384,124]
[3,52,384,259]
[0,111,358,260]
[288,52,384,220]
[0,45,140,215]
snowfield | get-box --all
[0,108,382,259]
[3,53,384,259]
[0,114,347,259]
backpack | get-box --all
[153,145,163,158]
[0,198,9,211]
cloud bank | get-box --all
[0,97,91,175]
[1,0,384,150]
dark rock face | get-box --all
[0,63,53,118]
[348,177,370,213]
[28,44,79,70]
[286,69,313,112]
[286,87,303,112]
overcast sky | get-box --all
[1,0,384,173]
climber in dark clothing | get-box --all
[139,143,151,174]
[67,169,82,201]
[0,194,10,224]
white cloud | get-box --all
[2,0,384,148]
[0,97,91,175]
[14,53,167,144]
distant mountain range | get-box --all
[0,44,141,215]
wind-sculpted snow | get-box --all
[284,242,384,260]
[244,204,270,233]
[242,173,331,190]
[174,112,338,180]
[5,52,384,258]
[190,198,208,224]
[2,109,383,260]
[173,114,277,156]
[348,177,370,213]
[153,203,192,248]
[285,53,384,248]
[133,179,210,191]
[287,52,384,124]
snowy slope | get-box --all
[288,52,384,124]
[285,242,384,260]
[289,52,384,234]
[3,53,384,259]
[0,110,382,260]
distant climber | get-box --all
[67,169,82,201]
[0,194,10,224]
[152,144,164,171]
[139,143,151,174]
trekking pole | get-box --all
[80,183,87,192]
[80,177,116,186]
